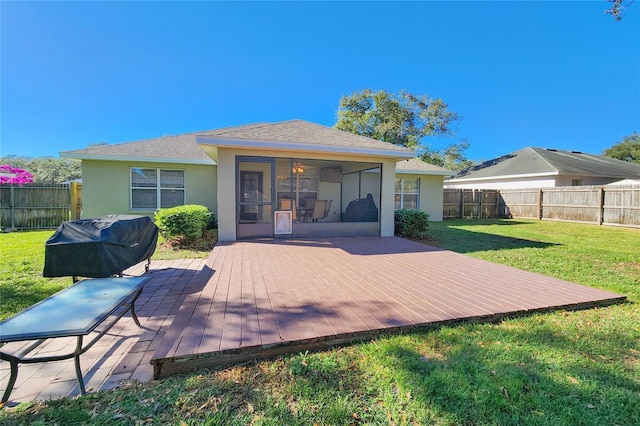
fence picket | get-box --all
[443,186,640,227]
[0,183,82,230]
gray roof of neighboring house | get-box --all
[450,147,640,181]
[395,158,454,176]
[61,120,415,164]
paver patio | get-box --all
[0,237,626,404]
[0,259,206,404]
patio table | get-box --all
[0,276,150,404]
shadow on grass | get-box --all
[422,220,560,254]
[373,321,640,425]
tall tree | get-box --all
[603,132,640,163]
[336,89,473,170]
[336,89,459,149]
[0,156,81,184]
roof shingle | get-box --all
[452,147,640,180]
[61,120,414,162]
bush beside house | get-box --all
[394,209,429,238]
[154,205,214,242]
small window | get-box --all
[395,177,420,210]
[571,179,582,186]
[131,168,185,210]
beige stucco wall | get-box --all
[81,160,217,219]
[396,173,445,221]
[213,147,399,241]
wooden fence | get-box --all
[0,182,82,230]
[444,185,640,227]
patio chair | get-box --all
[280,199,297,221]
[311,200,332,222]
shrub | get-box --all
[154,205,212,241]
[394,208,429,238]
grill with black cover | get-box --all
[43,215,158,279]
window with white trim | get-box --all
[131,168,185,210]
[395,177,420,210]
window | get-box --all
[395,177,420,210]
[275,159,318,208]
[571,179,582,186]
[131,168,185,210]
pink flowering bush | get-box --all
[0,165,34,185]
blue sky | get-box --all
[1,1,638,162]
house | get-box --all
[395,157,454,221]
[61,120,452,241]
[445,147,640,190]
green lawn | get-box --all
[1,220,639,425]
[0,231,214,321]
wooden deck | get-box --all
[151,237,626,378]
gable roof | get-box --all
[395,158,454,176]
[450,147,640,182]
[196,119,415,159]
[61,120,415,164]
[59,128,229,164]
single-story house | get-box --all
[62,120,453,241]
[445,147,640,190]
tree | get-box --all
[0,156,81,184]
[0,165,34,185]
[603,132,640,163]
[336,89,474,170]
[336,89,459,150]
[421,140,477,172]
[604,0,635,21]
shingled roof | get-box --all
[196,120,416,158]
[451,147,640,181]
[61,120,415,163]
[395,158,454,176]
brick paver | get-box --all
[0,258,206,405]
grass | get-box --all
[0,230,70,321]
[0,230,217,320]
[1,219,639,425]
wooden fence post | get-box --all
[598,187,605,225]
[538,189,543,220]
[70,182,81,220]
[10,185,15,229]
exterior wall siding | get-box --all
[445,177,557,190]
[395,173,446,221]
[81,160,217,219]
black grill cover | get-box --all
[343,193,379,222]
[43,215,158,278]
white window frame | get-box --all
[130,168,185,210]
[395,177,420,210]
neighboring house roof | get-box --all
[395,158,455,176]
[449,147,640,182]
[61,120,415,164]
[607,178,640,186]
[196,119,415,159]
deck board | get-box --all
[152,237,625,377]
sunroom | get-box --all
[196,120,415,241]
